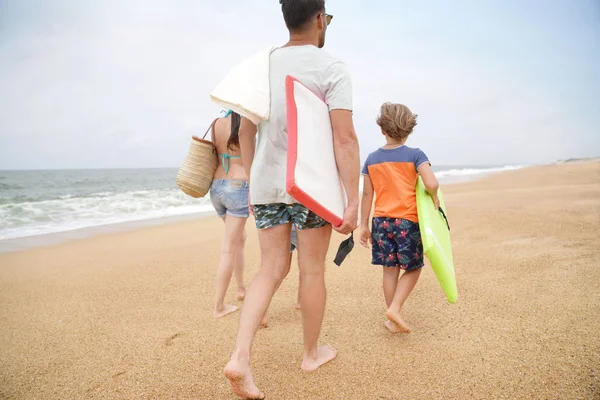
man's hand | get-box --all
[330,109,360,234]
[334,203,358,235]
[358,225,371,248]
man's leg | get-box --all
[296,223,335,372]
[224,220,292,399]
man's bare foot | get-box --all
[237,288,246,301]
[301,345,337,372]
[260,317,268,328]
[385,309,411,333]
[214,304,238,318]
[384,319,403,334]
[224,359,265,399]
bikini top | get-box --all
[217,110,241,174]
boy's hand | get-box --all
[359,226,371,248]
[432,194,440,210]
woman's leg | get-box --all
[234,229,247,300]
[214,215,247,318]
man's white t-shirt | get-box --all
[250,45,353,205]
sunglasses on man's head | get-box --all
[322,13,333,25]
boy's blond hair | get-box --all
[376,103,418,140]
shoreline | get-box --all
[1,158,597,254]
[0,210,216,254]
[0,165,527,254]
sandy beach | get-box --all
[0,161,599,399]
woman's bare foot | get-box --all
[301,345,337,372]
[295,302,301,310]
[260,317,268,328]
[214,304,238,318]
[224,359,264,399]
[384,319,403,334]
[385,309,411,333]
[237,287,246,301]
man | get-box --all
[224,1,360,398]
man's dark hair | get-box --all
[280,0,325,32]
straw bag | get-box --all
[176,119,219,198]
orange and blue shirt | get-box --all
[362,145,430,223]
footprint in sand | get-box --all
[164,332,184,347]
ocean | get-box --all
[0,165,522,242]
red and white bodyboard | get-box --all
[285,75,347,227]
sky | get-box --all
[0,0,599,170]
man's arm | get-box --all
[330,109,360,234]
[239,117,257,179]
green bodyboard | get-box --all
[416,177,458,304]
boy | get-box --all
[359,103,440,334]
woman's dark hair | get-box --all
[226,111,241,151]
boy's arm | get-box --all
[359,174,374,247]
[417,162,440,208]
[330,109,360,234]
[360,175,374,227]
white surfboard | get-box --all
[285,75,347,227]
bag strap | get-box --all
[202,118,219,142]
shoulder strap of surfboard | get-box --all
[438,207,450,231]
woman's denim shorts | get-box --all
[210,180,249,219]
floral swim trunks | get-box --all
[371,217,424,271]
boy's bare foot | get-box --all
[301,345,337,372]
[260,317,268,328]
[224,360,264,399]
[214,304,238,318]
[237,288,246,301]
[385,309,411,333]
[384,319,403,334]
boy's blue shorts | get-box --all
[371,217,424,271]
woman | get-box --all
[210,110,249,318]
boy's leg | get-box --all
[382,267,400,308]
[296,222,335,372]
[382,267,403,333]
[224,216,292,399]
[386,268,422,333]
